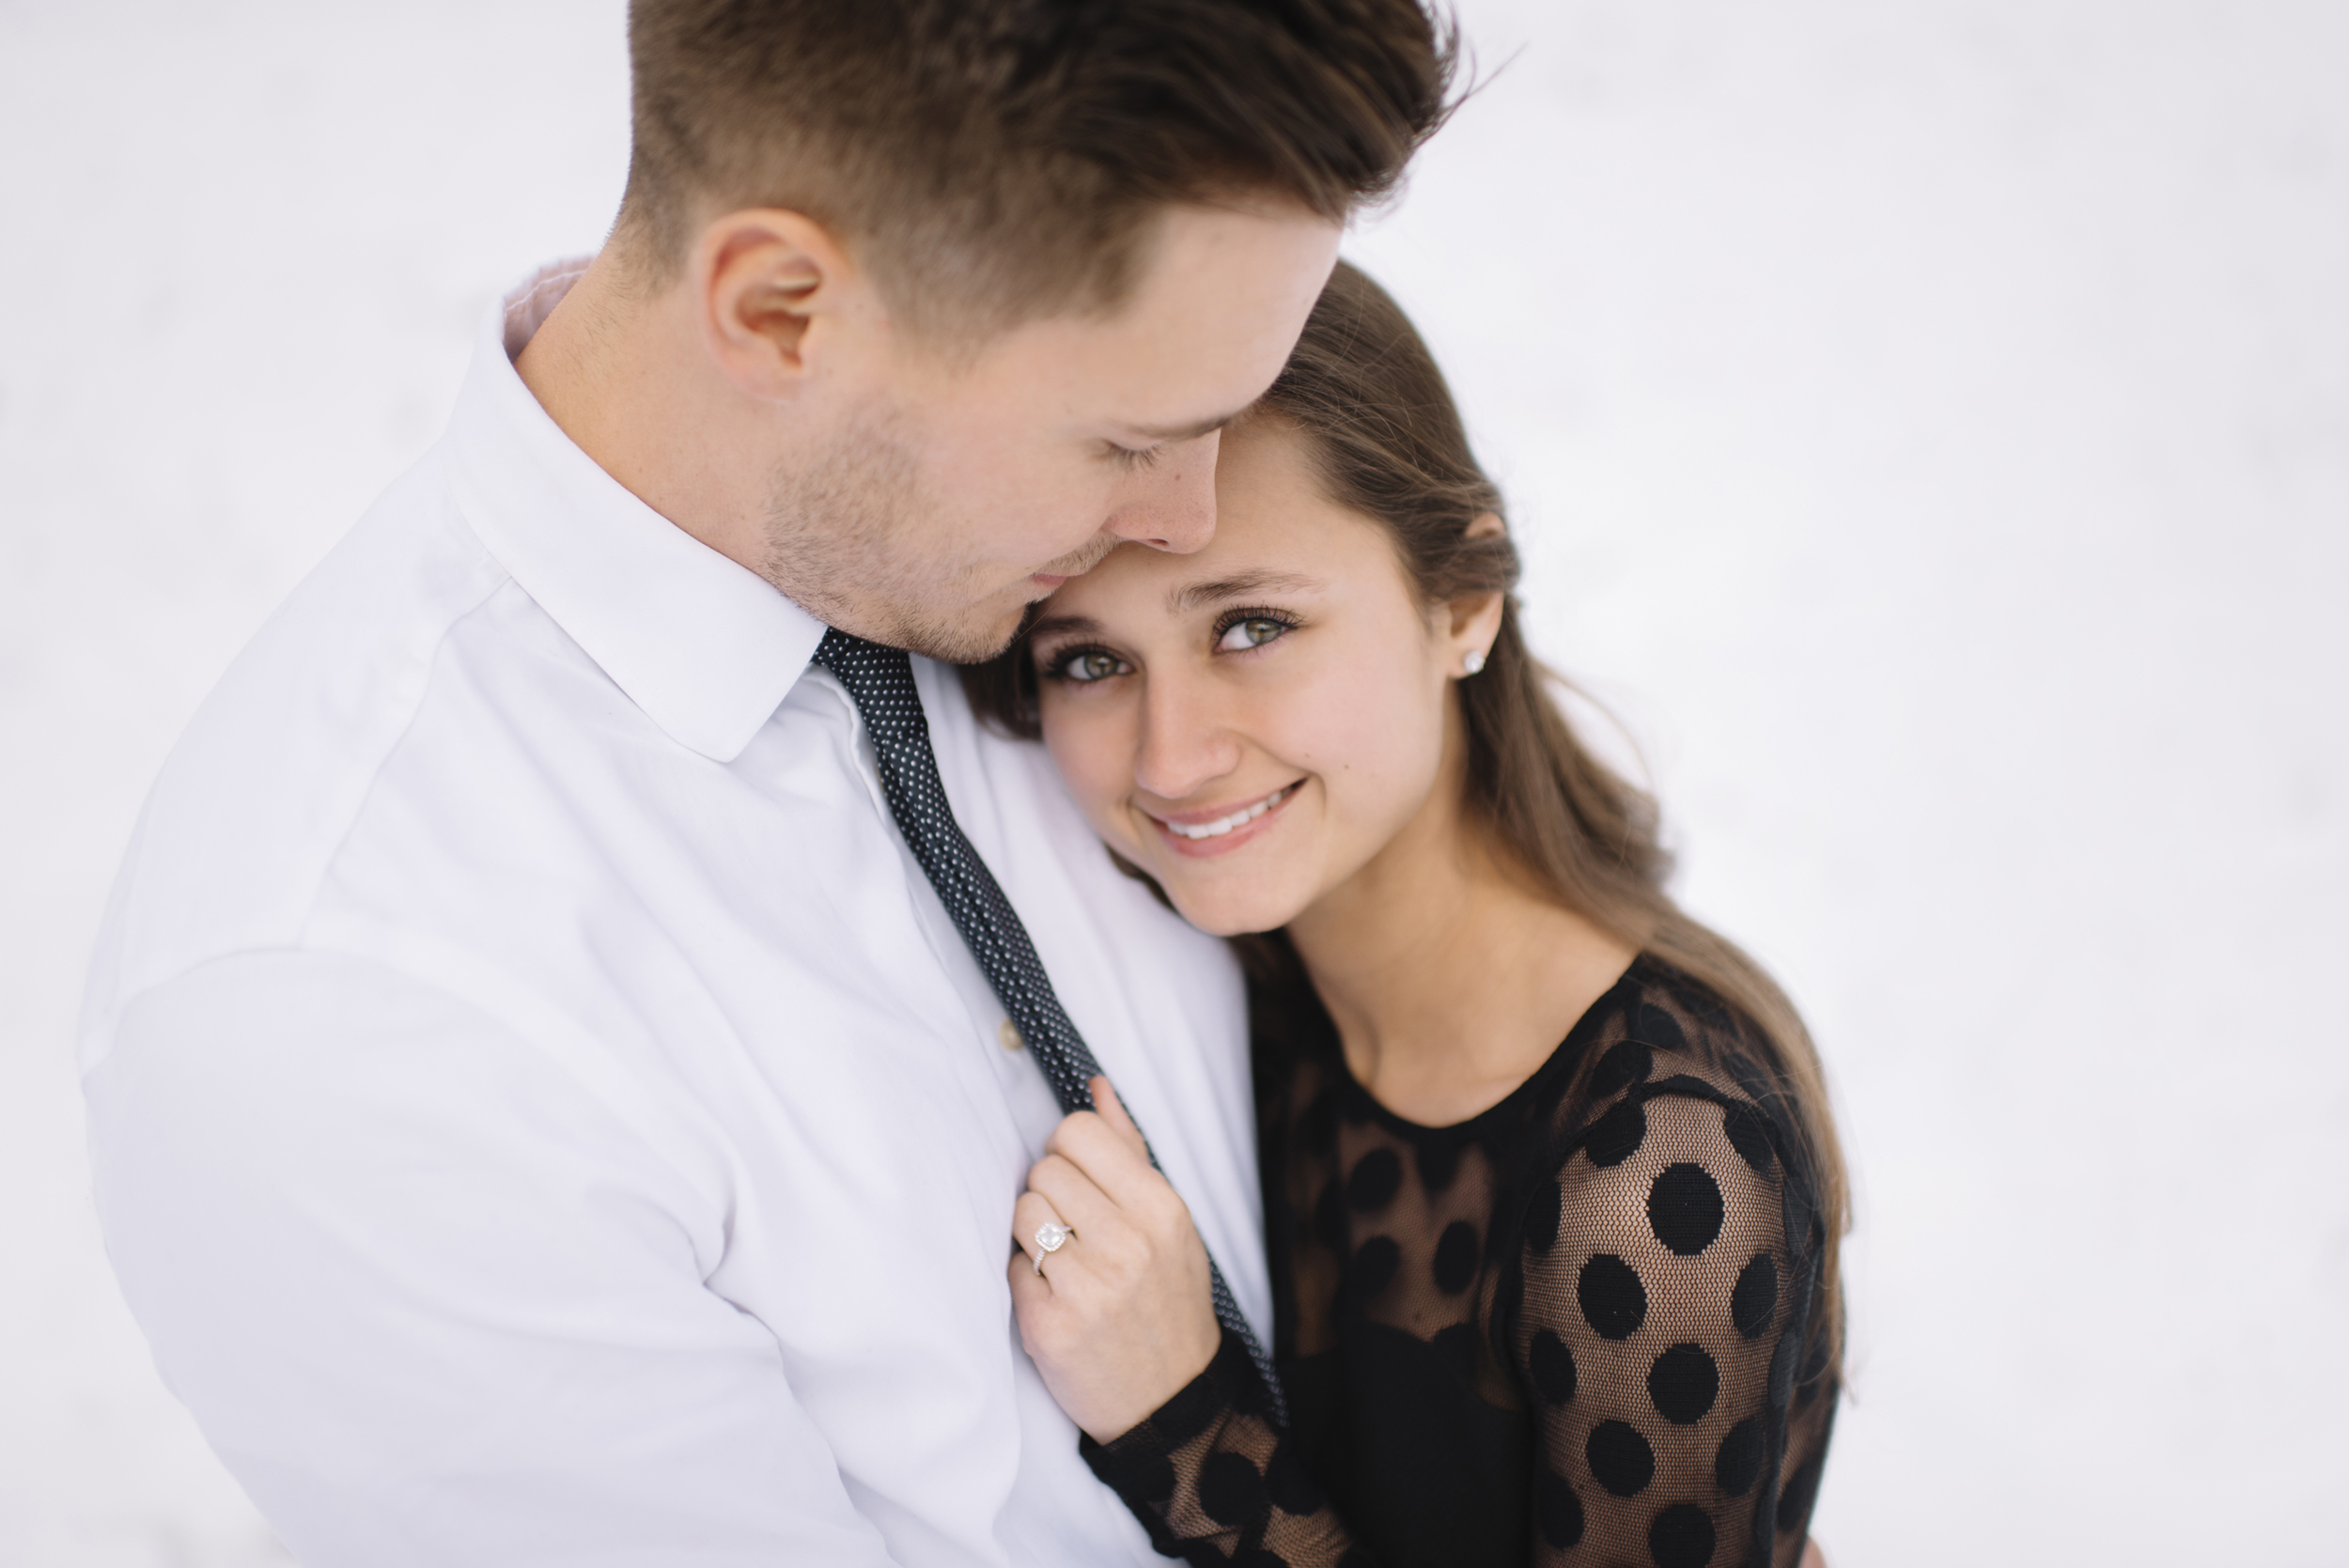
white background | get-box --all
[2,2,2342,1563]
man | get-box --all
[80,3,1452,1565]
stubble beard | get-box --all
[758,405,1025,665]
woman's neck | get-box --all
[1285,786,1636,1128]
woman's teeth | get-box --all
[1164,786,1289,841]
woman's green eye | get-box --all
[1217,617,1289,653]
[1062,651,1128,683]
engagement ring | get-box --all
[1032,1220,1073,1274]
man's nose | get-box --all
[1103,430,1220,555]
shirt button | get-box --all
[997,1018,1023,1053]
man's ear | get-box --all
[1445,511,1510,662]
[692,208,865,402]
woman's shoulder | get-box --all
[1520,954,1812,1190]
[1541,954,1778,1094]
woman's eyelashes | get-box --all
[1039,609,1300,684]
[1211,607,1300,654]
[1042,644,1133,684]
[1104,441,1162,471]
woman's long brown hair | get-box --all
[961,259,1846,1337]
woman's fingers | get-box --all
[1046,1102,1164,1212]
[1011,1189,1074,1275]
[1089,1076,1151,1159]
[1005,1235,1054,1339]
[1023,1150,1123,1243]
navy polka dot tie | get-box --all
[814,628,1284,1421]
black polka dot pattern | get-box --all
[1075,955,1837,1568]
[814,630,1292,1407]
[1586,1419,1656,1496]
[1647,1343,1719,1425]
[1585,1098,1648,1168]
[1631,1001,1688,1050]
[1536,1471,1585,1548]
[1715,1417,1766,1497]
[1647,1162,1725,1255]
[1346,1149,1402,1212]
[1731,1253,1780,1340]
[1344,1236,1401,1307]
[1312,1181,1347,1250]
[1649,1503,1716,1568]
[1432,1220,1479,1294]
[1590,1038,1654,1094]
[1264,1444,1318,1515]
[1524,1173,1563,1254]
[1722,1101,1775,1175]
[1200,1449,1269,1525]
[1530,1328,1578,1405]
[1416,1135,1461,1195]
[1579,1253,1649,1340]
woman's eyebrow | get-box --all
[1025,611,1104,643]
[1166,570,1323,614]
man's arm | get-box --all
[87,948,903,1568]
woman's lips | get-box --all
[1143,784,1298,858]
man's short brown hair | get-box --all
[616,0,1458,333]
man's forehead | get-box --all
[970,205,1339,418]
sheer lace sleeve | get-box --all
[1080,1328,1363,1566]
[1510,1034,1835,1568]
[1080,963,1838,1568]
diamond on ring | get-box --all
[1032,1220,1073,1274]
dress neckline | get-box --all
[1326,954,1656,1140]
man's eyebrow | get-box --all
[1122,408,1250,442]
[1167,571,1323,615]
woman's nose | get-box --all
[1133,671,1241,803]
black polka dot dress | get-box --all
[1080,956,1837,1568]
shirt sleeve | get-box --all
[85,948,909,1568]
[1513,1073,1835,1568]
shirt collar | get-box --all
[443,257,826,763]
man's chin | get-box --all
[869,598,1033,666]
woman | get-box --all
[962,263,1843,1568]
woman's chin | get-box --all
[1159,877,1312,941]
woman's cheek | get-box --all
[1042,700,1143,852]
[1299,657,1435,836]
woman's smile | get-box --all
[1140,781,1302,856]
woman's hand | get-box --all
[1008,1076,1222,1441]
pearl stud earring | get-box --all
[1462,648,1486,675]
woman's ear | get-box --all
[1445,513,1509,676]
[692,208,866,402]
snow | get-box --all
[2,2,2341,1562]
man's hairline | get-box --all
[612,182,1337,352]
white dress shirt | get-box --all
[79,258,1266,1568]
